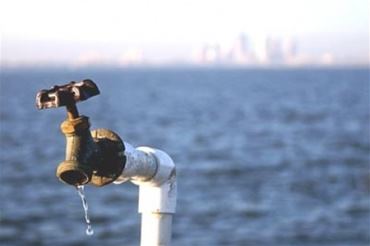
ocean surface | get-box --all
[0,67,369,246]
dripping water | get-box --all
[76,185,94,236]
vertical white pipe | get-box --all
[140,213,173,246]
[138,175,177,246]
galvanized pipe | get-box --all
[114,142,157,184]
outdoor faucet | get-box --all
[36,79,125,186]
[36,79,177,245]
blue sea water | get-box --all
[0,67,369,246]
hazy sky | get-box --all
[1,0,369,65]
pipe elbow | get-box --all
[135,147,176,187]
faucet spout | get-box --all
[58,162,91,186]
[57,116,95,186]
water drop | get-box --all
[86,225,94,236]
[76,185,94,236]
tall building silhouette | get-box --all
[229,33,254,64]
[265,37,283,64]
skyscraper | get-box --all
[229,33,254,64]
[265,37,284,64]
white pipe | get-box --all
[140,213,173,246]
[114,143,177,246]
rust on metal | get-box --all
[90,129,126,186]
[60,116,91,135]
[35,79,125,187]
[36,79,100,110]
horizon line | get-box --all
[1,62,369,71]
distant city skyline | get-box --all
[1,0,369,67]
[2,32,368,67]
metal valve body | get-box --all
[36,79,125,186]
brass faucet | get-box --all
[36,79,125,186]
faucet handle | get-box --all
[36,79,100,110]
